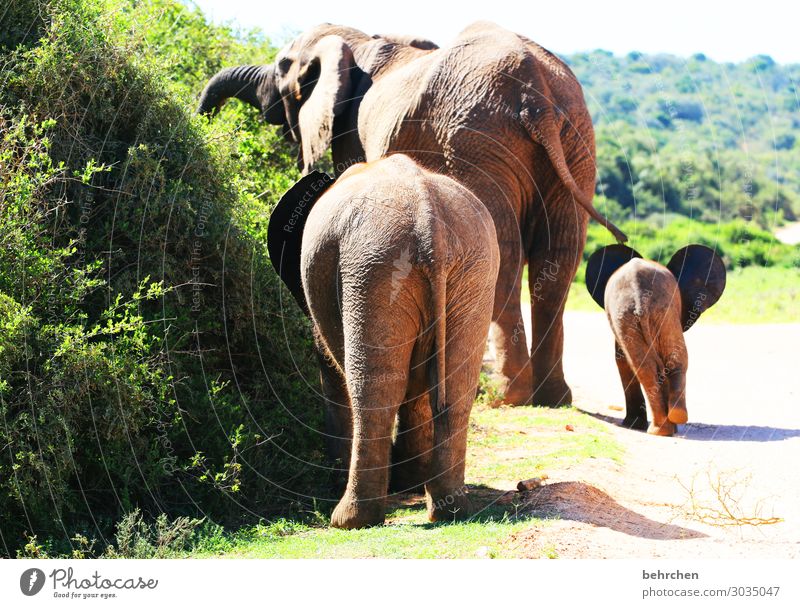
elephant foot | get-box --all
[622,414,649,432]
[500,388,532,407]
[647,421,676,437]
[531,379,572,408]
[668,404,688,425]
[494,370,532,407]
[426,487,472,523]
[330,493,386,529]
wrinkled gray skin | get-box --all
[605,260,689,437]
[198,22,627,418]
[299,154,498,528]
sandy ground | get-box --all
[503,311,800,558]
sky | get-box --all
[191,0,799,64]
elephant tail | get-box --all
[520,102,628,244]
[429,270,448,415]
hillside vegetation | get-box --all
[0,0,797,556]
[568,50,800,228]
[0,0,324,557]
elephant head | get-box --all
[585,244,727,331]
[199,26,378,173]
[274,31,359,173]
[199,26,443,175]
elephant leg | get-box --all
[316,344,352,476]
[627,349,674,437]
[527,240,583,407]
[614,341,648,431]
[330,320,414,529]
[666,370,688,425]
[663,344,689,425]
[489,238,532,406]
[426,376,475,523]
[426,298,491,523]
[526,131,592,407]
[389,392,433,495]
[644,385,674,437]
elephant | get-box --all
[198,21,628,415]
[585,244,727,436]
[267,154,499,528]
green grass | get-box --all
[523,266,800,324]
[194,511,535,559]
[701,266,800,323]
[467,406,623,487]
[184,406,622,559]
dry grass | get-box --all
[677,468,783,528]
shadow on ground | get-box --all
[678,423,800,441]
[515,481,704,540]
[388,481,703,541]
[580,410,800,442]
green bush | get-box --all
[580,216,799,280]
[0,0,328,556]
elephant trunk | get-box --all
[197,64,284,123]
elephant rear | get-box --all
[296,154,498,527]
[605,259,687,360]
[301,155,499,408]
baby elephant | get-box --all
[267,154,499,528]
[585,244,726,436]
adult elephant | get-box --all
[199,22,625,410]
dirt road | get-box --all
[506,311,800,558]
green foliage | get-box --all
[567,50,800,226]
[0,0,326,556]
[474,371,504,408]
[16,509,203,558]
[104,509,202,558]
[562,219,800,323]
[581,216,799,271]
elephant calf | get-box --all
[585,244,726,436]
[268,154,499,528]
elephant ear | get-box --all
[267,171,336,315]
[585,244,642,308]
[666,245,727,331]
[296,35,355,175]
